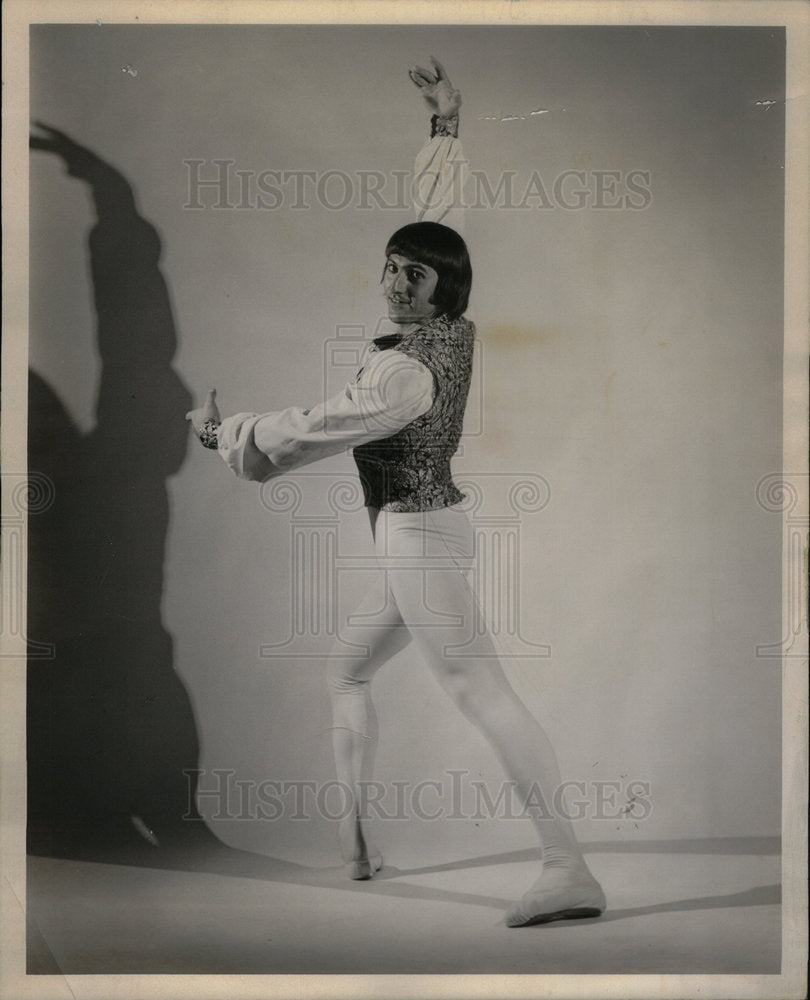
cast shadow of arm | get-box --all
[31,121,191,477]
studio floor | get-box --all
[25,835,780,975]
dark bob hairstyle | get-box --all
[385,221,472,320]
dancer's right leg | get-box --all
[374,506,605,923]
[326,566,412,876]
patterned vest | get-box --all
[353,314,475,511]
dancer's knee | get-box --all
[436,663,486,715]
[435,661,513,728]
[326,653,368,698]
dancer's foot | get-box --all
[505,866,606,927]
[345,852,384,881]
[338,815,383,881]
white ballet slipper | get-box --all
[506,868,606,927]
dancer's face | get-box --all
[383,254,439,325]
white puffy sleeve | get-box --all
[413,133,468,233]
[216,349,434,483]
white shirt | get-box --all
[218,346,434,483]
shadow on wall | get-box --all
[27,124,216,856]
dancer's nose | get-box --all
[392,269,410,296]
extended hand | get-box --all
[185,388,221,434]
[408,56,461,118]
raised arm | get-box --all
[409,57,467,232]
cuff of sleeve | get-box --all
[199,418,220,449]
[431,113,459,138]
[217,412,281,482]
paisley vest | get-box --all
[353,314,475,512]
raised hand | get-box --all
[185,388,221,435]
[408,56,461,118]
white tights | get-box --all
[326,504,604,923]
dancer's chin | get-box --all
[387,304,411,322]
[387,305,431,325]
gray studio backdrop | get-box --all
[29,25,783,862]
